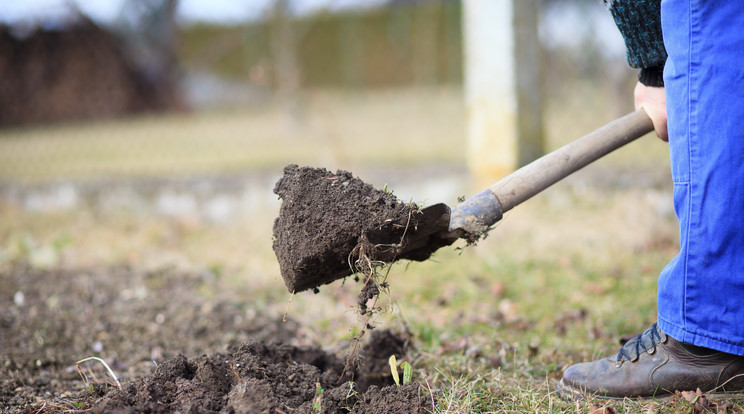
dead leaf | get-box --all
[498,299,519,323]
[641,402,660,414]
[489,355,501,369]
[588,404,616,414]
[679,388,712,413]
[679,389,699,402]
[554,308,587,336]
[582,281,606,295]
[438,337,469,354]
[490,281,505,298]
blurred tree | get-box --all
[411,0,439,85]
[115,0,183,110]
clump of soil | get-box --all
[272,164,421,293]
[90,330,429,413]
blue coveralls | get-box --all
[657,0,744,355]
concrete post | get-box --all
[463,0,543,188]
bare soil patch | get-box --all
[0,265,432,413]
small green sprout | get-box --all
[401,361,413,385]
[389,355,413,387]
[389,355,400,386]
[313,382,324,412]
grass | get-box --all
[2,86,739,412]
[0,88,466,183]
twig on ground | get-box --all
[423,374,437,412]
[227,360,241,382]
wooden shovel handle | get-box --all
[490,109,655,213]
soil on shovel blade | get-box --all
[273,165,427,293]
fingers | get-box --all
[634,82,668,141]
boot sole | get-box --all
[557,378,743,402]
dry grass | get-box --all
[0,88,466,183]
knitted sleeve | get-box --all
[605,0,667,86]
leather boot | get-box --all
[558,324,744,399]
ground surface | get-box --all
[3,89,744,413]
[5,170,744,413]
[0,265,432,413]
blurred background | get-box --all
[0,0,673,301]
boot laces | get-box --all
[616,323,664,364]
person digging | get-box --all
[557,0,744,399]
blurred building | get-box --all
[0,9,183,127]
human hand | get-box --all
[634,81,668,141]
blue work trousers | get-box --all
[658,0,744,355]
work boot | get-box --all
[558,323,744,399]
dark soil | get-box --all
[272,164,412,293]
[273,164,438,294]
[0,265,433,413]
[91,331,427,413]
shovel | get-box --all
[284,109,654,292]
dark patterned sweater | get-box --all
[605,0,667,86]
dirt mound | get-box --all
[90,331,429,413]
[0,265,433,413]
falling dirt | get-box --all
[0,265,433,413]
[272,164,421,293]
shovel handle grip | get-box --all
[489,109,654,213]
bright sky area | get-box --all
[0,0,625,58]
[0,0,387,25]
